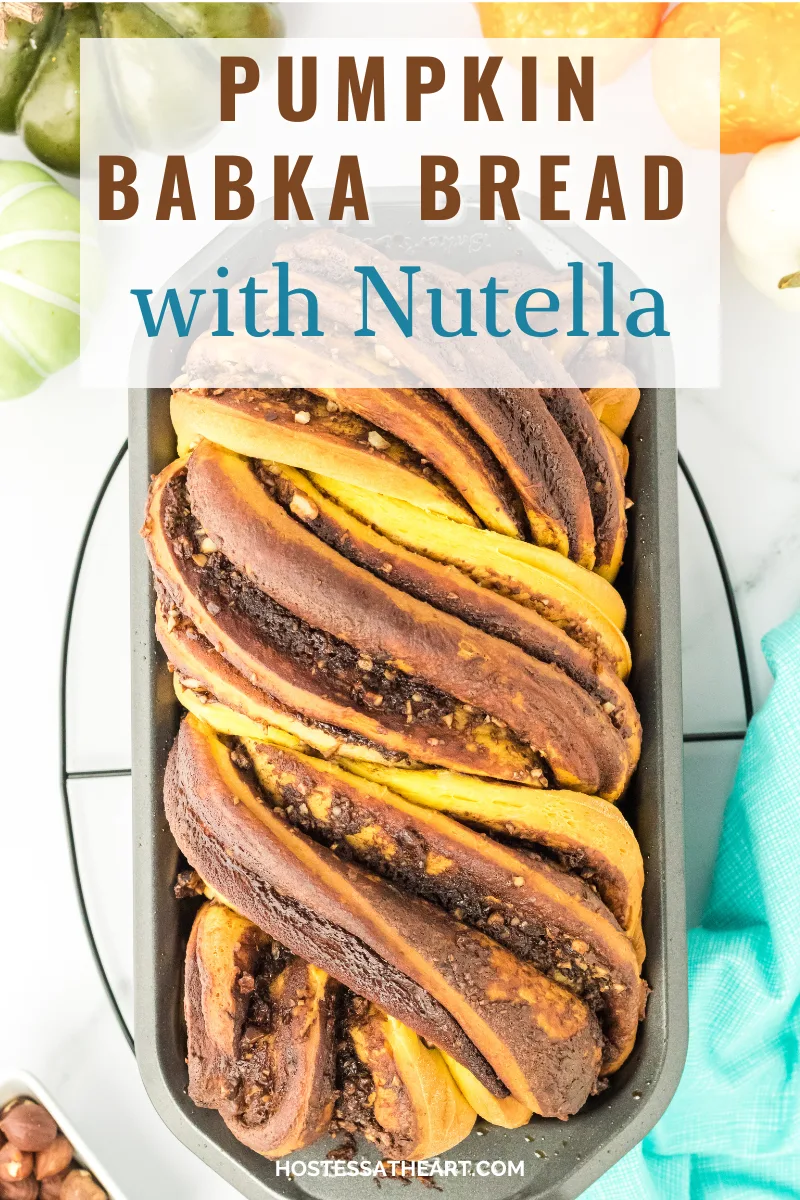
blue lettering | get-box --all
[627,288,669,336]
[515,287,559,337]
[131,287,205,338]
[273,260,323,337]
[428,287,476,338]
[354,265,420,337]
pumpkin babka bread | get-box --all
[143,280,646,1156]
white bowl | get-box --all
[0,1070,125,1199]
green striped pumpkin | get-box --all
[0,160,80,400]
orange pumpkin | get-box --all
[477,3,668,84]
[477,3,667,41]
[657,3,800,155]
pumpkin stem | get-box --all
[0,3,45,47]
[778,270,800,290]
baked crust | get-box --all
[312,475,631,669]
[171,387,476,524]
[166,716,604,1116]
[269,466,640,775]
[144,460,541,781]
[185,902,338,1157]
[308,386,525,537]
[338,998,477,1158]
[437,386,596,564]
[186,442,631,798]
[343,761,645,963]
[245,739,645,1073]
[539,388,628,581]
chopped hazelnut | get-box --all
[289,493,319,522]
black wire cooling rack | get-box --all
[58,443,754,1055]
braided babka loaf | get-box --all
[143,269,647,1158]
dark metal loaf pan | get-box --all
[129,199,687,1200]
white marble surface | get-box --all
[2,5,800,1198]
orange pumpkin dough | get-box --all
[658,3,800,155]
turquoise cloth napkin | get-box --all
[585,612,800,1199]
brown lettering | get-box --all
[338,56,385,121]
[521,56,537,121]
[558,56,594,121]
[98,156,138,220]
[156,156,195,221]
[644,156,683,219]
[540,156,570,220]
[420,156,460,220]
[586,156,625,220]
[215,156,254,220]
[464,56,503,121]
[479,156,520,220]
[277,56,317,122]
[220,56,259,121]
[274,155,314,220]
[329,156,369,220]
[407,57,446,121]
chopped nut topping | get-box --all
[367,430,391,451]
[290,492,319,521]
[199,536,217,554]
[511,876,524,887]
[294,410,311,424]
[192,553,208,568]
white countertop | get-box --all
[2,5,799,1197]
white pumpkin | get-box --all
[727,138,800,312]
[0,160,81,400]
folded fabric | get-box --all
[585,611,800,1198]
